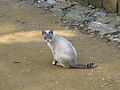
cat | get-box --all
[42,30,95,69]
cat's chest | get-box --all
[47,43,55,50]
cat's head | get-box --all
[42,30,54,42]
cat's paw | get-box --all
[52,61,57,65]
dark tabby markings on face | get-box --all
[42,30,54,42]
[42,30,53,35]
[42,30,46,35]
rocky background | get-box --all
[17,0,120,14]
[17,0,120,47]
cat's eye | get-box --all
[49,30,53,34]
[42,31,46,34]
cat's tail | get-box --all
[70,62,96,69]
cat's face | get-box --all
[42,30,54,42]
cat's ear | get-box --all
[42,30,46,35]
[49,30,53,34]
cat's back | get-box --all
[55,35,77,56]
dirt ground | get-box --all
[0,0,120,90]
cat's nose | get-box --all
[47,40,49,42]
[49,37,52,39]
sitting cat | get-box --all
[42,30,95,69]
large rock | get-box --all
[88,21,119,36]
[50,2,72,17]
[88,0,102,8]
[63,5,93,22]
[50,8,64,17]
[37,1,54,9]
[97,15,120,28]
[63,11,83,22]
[54,2,71,9]
[103,0,117,13]
[118,0,120,15]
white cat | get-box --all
[42,30,95,69]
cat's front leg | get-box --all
[52,51,57,65]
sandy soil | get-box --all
[0,0,120,90]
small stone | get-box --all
[23,57,26,59]
[109,84,112,87]
[101,78,105,81]
[26,69,31,72]
[40,50,43,53]
[88,5,94,9]
[100,85,104,88]
[108,36,114,41]
[103,83,107,86]
[55,81,58,84]
[27,61,30,64]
